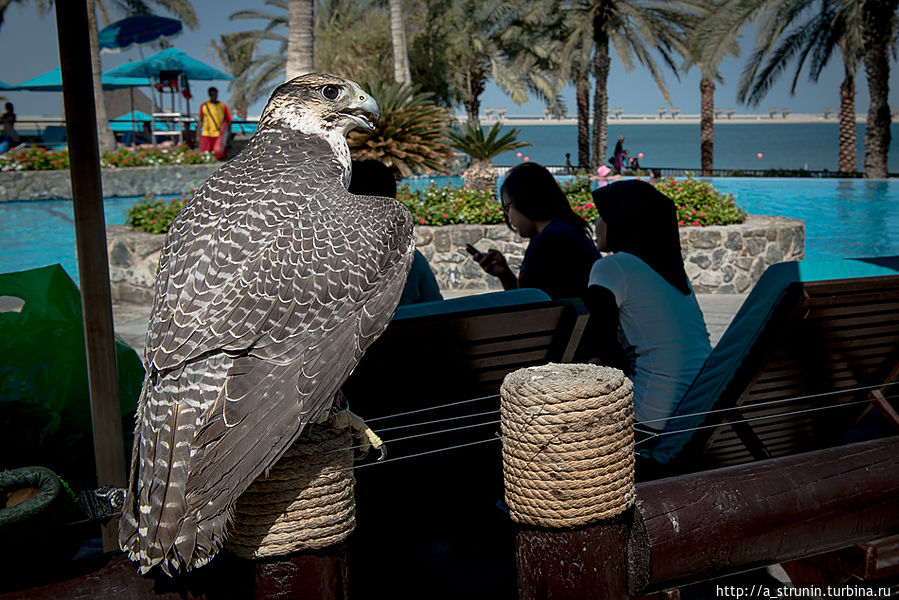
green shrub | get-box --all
[397,182,504,226]
[126,193,190,234]
[0,146,69,171]
[127,176,745,235]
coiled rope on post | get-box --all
[225,420,356,559]
[500,363,635,528]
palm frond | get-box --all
[444,121,531,160]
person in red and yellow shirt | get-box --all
[199,87,232,159]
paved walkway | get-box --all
[112,292,748,357]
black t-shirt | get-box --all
[518,219,601,300]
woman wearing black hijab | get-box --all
[475,162,600,300]
[588,180,711,431]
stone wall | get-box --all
[416,214,803,294]
[679,215,805,293]
[107,225,165,304]
[107,214,804,302]
[0,164,218,202]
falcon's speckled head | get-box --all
[258,73,380,136]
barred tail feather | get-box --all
[119,355,230,575]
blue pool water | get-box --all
[0,196,137,282]
[1,178,898,282]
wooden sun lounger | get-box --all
[643,256,899,477]
[344,289,589,423]
[341,289,590,596]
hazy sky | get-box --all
[2,1,897,118]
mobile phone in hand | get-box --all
[465,243,484,259]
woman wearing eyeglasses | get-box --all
[473,162,600,301]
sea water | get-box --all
[492,123,899,173]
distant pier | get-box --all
[467,111,870,126]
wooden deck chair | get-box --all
[642,256,899,476]
[341,289,590,596]
[30,125,67,149]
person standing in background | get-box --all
[198,87,232,160]
[1,102,19,153]
[612,135,625,174]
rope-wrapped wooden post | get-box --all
[226,424,356,558]
[501,363,635,599]
[223,418,357,598]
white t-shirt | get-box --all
[588,252,711,428]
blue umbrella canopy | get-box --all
[0,81,12,89]
[14,68,151,92]
[103,48,235,81]
[98,15,183,51]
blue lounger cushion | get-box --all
[392,288,552,321]
[647,256,899,464]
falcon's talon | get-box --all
[331,407,384,461]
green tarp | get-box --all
[0,265,144,488]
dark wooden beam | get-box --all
[631,436,899,594]
[55,0,126,552]
[0,549,348,599]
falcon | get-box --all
[119,73,414,575]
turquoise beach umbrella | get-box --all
[98,15,182,51]
[103,48,235,81]
[13,68,151,92]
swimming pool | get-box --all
[1,178,897,282]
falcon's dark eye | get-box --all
[322,85,341,100]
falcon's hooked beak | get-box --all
[341,92,380,131]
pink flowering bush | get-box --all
[0,146,69,171]
[397,183,503,225]
[125,192,192,234]
[101,145,216,168]
[658,175,746,227]
[562,174,746,227]
[1,144,215,171]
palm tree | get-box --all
[389,0,411,85]
[736,0,865,174]
[347,81,455,178]
[209,34,273,119]
[704,0,897,178]
[88,0,117,153]
[437,0,504,125]
[1,1,197,153]
[860,0,898,178]
[555,1,692,169]
[680,0,738,175]
[426,0,559,126]
[315,0,392,82]
[445,121,531,191]
[230,0,393,87]
[0,0,50,27]
[92,1,198,152]
[287,0,314,79]
[493,1,589,164]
